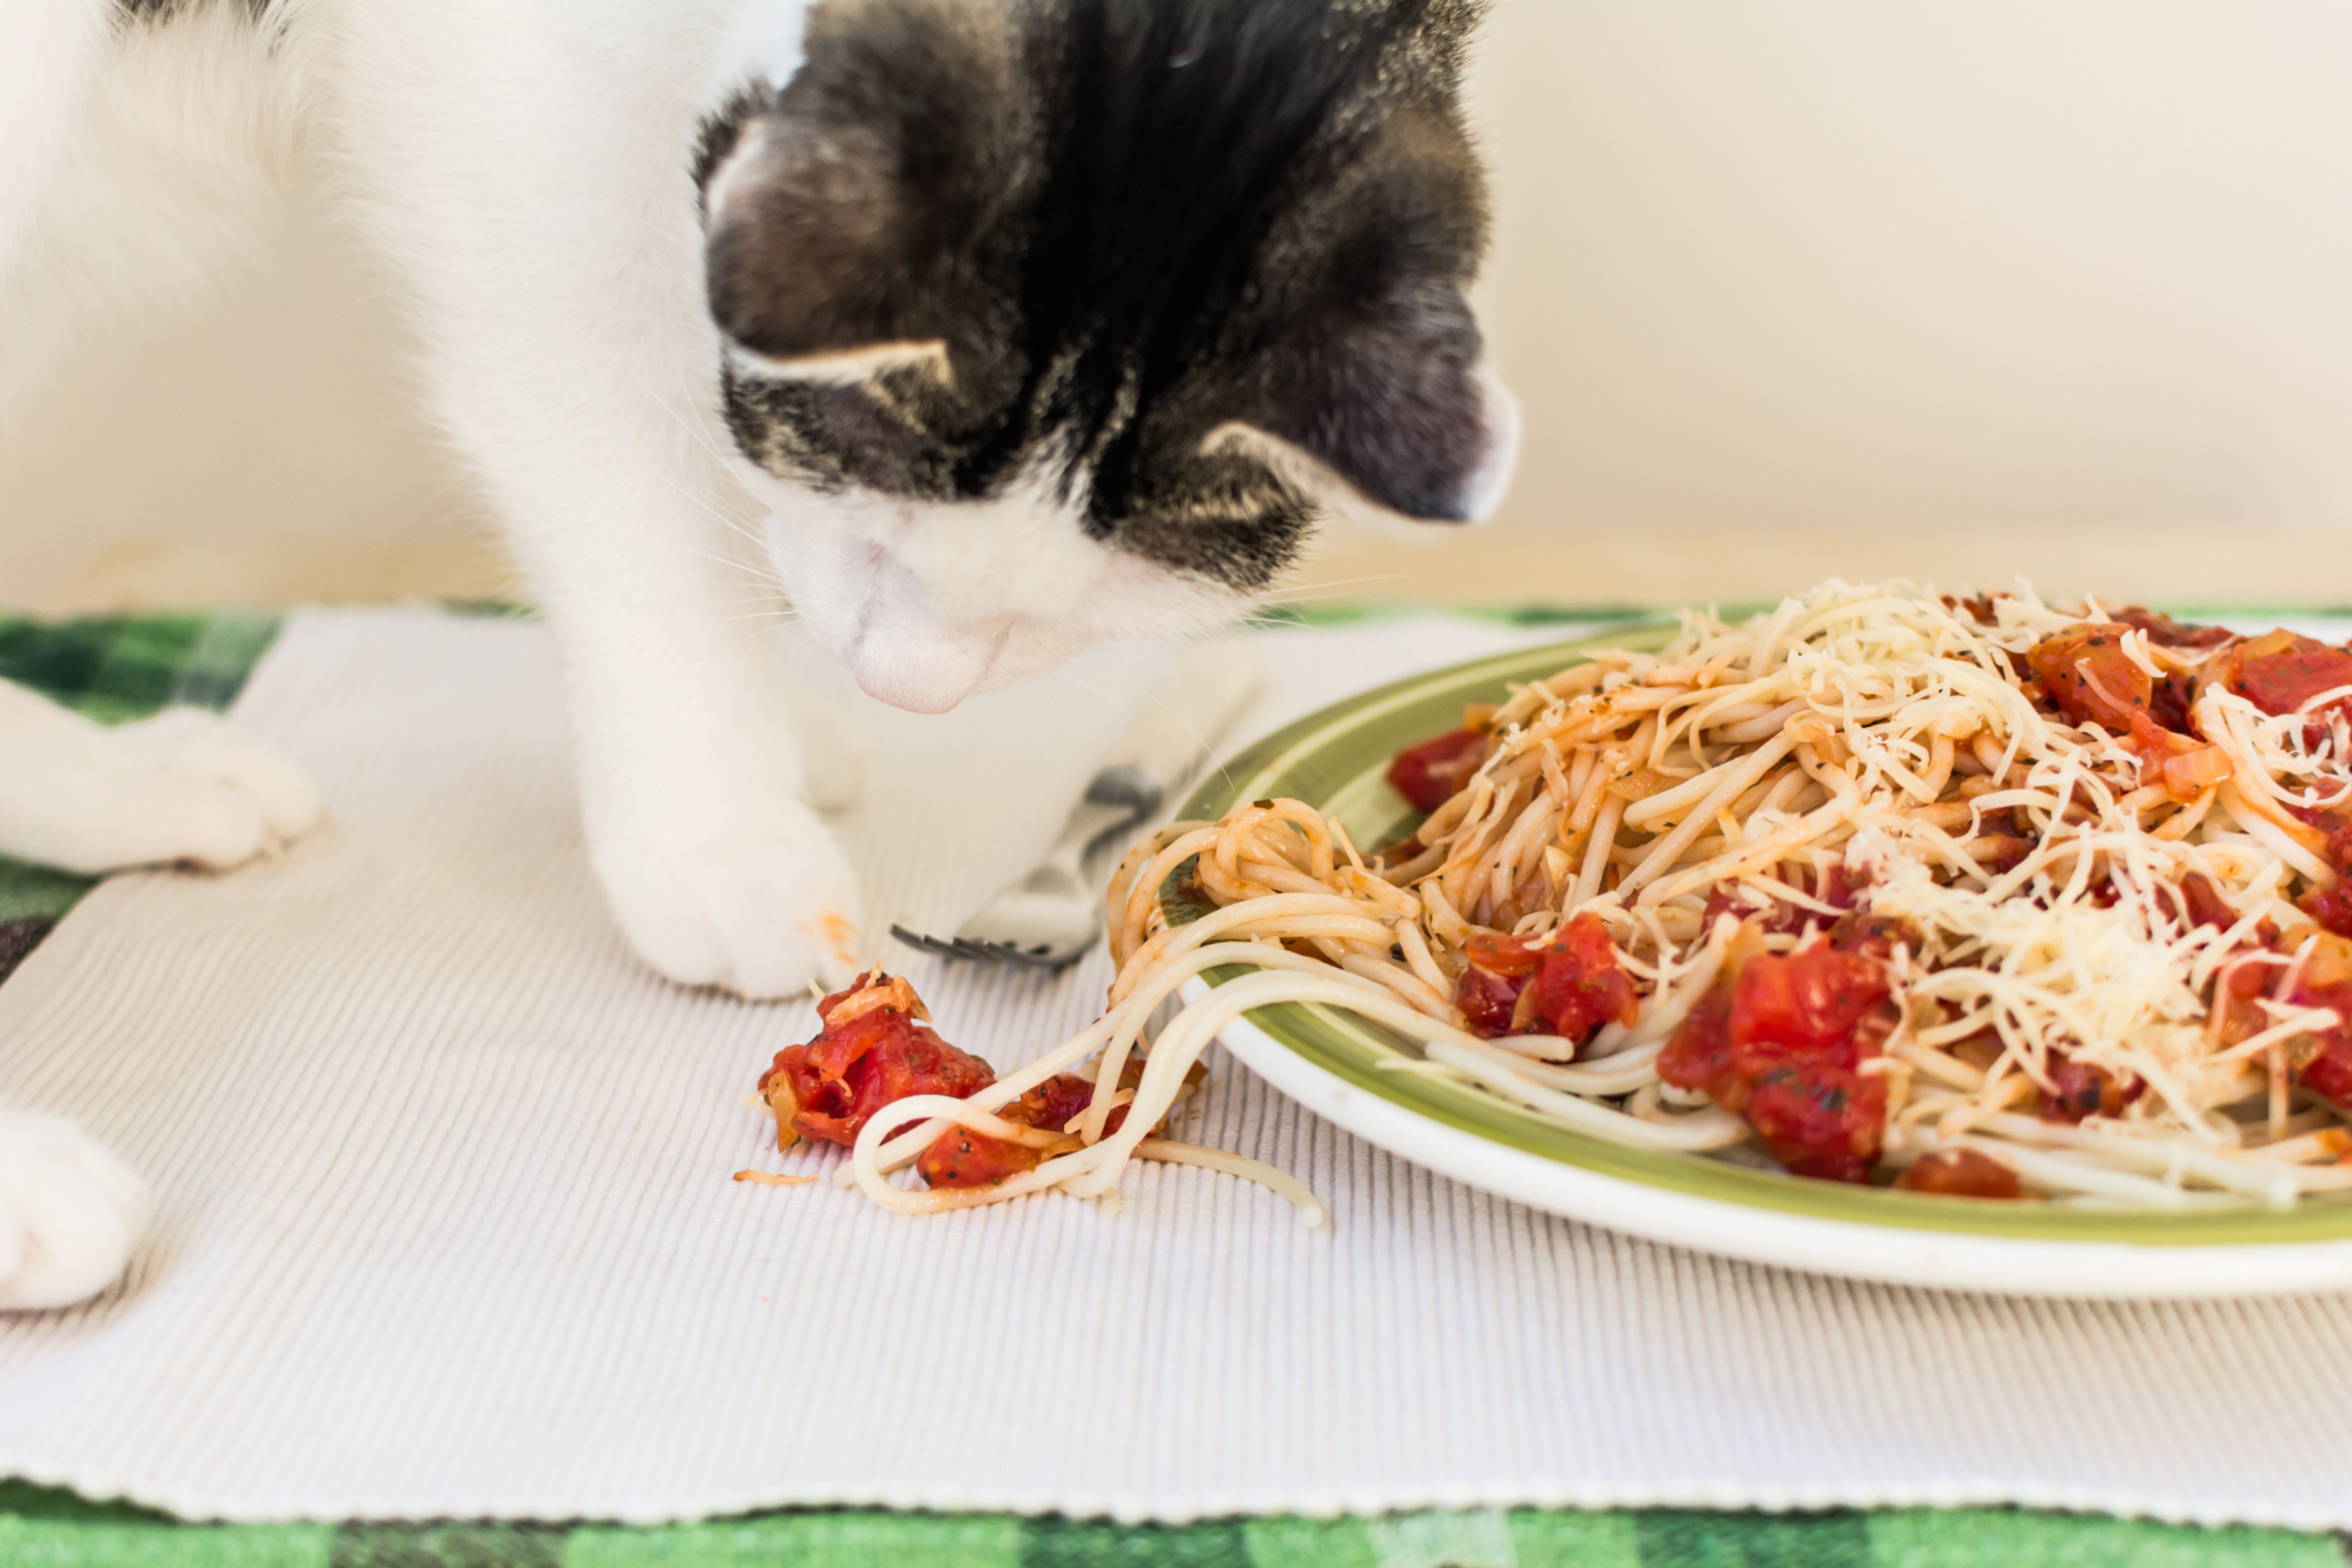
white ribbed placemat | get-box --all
[5,604,2352,1529]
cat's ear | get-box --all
[1240,103,1518,524]
[699,3,1016,377]
[1203,341,1518,532]
[1236,334,1519,528]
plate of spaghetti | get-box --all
[760,579,2352,1296]
[1089,580,2352,1297]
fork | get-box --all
[890,641,1265,968]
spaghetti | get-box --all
[782,582,2352,1217]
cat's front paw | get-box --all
[33,706,322,876]
[590,810,863,1000]
[0,1111,152,1312]
[115,709,323,851]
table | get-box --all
[2,610,2344,1568]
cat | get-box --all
[0,0,1517,1306]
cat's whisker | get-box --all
[652,493,786,587]
[1044,658,1251,808]
[1261,572,1410,603]
[619,361,743,471]
[666,541,783,591]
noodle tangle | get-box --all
[845,581,2352,1217]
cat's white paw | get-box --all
[114,708,324,845]
[590,811,863,1000]
[0,698,324,877]
[0,1110,152,1312]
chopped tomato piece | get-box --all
[2211,629,2352,735]
[1895,1149,2023,1199]
[2279,931,2352,1112]
[2027,622,2227,797]
[2301,1033,2352,1111]
[913,1069,1162,1190]
[1462,931,1544,978]
[915,1073,1107,1189]
[1742,1066,1886,1184]
[1529,913,1641,1042]
[2278,816,2352,937]
[2028,623,2164,735]
[1828,913,1916,964]
[1660,921,1902,1183]
[1727,943,1896,1073]
[1453,913,1638,1042]
[2109,605,2236,650]
[2038,1053,2140,1123]
[1657,967,1737,1105]
[2102,611,2233,729]
[1455,927,1540,1036]
[2304,881,2352,941]
[916,1123,1044,1189]
[759,972,996,1149]
[1455,963,1525,1036]
[2177,873,2238,932]
[1012,1073,1104,1137]
[1387,726,1487,813]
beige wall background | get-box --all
[7,1,2352,612]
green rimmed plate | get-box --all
[1173,629,2352,1298]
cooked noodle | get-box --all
[846,581,2352,1216]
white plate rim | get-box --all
[1185,976,2352,1299]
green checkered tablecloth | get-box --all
[4,610,2349,1568]
[5,1479,2347,1568]
[0,612,286,984]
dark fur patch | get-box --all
[117,0,273,22]
[692,82,778,204]
[706,0,1493,590]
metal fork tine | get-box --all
[957,937,1051,967]
[887,924,967,960]
[891,924,1094,970]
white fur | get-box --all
[2,0,1510,998]
[0,0,1513,1301]
[0,685,313,1310]
[0,685,321,874]
[0,1107,152,1312]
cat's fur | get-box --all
[0,0,1514,1305]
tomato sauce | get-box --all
[2212,630,2352,739]
[1658,916,1906,1183]
[2109,606,2236,651]
[1894,1148,2022,1199]
[1452,913,1639,1043]
[2027,623,2167,739]
[759,973,996,1149]
[2278,792,2352,940]
[916,1073,1106,1189]
[2025,622,2230,798]
[1700,861,1863,940]
[2103,608,2234,731]
[2304,884,2352,942]
[2177,873,2238,932]
[2037,1052,2141,1123]
[2278,931,2352,1112]
[1387,725,1489,813]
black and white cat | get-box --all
[0,0,1516,1306]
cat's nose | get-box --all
[853,662,976,714]
[848,622,1000,714]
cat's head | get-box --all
[700,0,1514,713]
